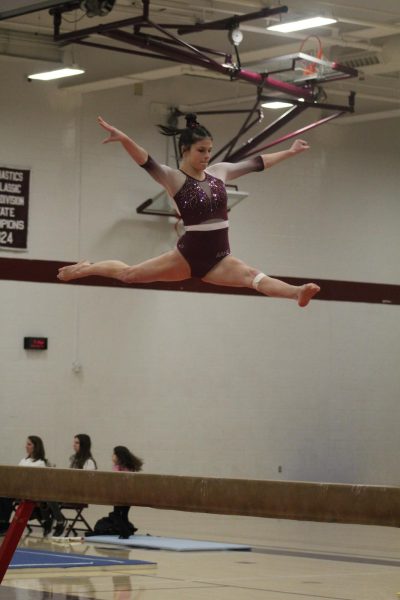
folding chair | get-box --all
[60,504,93,536]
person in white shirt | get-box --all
[70,434,97,470]
[0,436,55,535]
[18,435,49,467]
[47,434,97,537]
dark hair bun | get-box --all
[185,113,199,129]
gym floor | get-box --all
[1,506,399,599]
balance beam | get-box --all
[1,465,399,526]
[1,466,399,583]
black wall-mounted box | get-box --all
[24,337,48,350]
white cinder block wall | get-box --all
[1,57,399,485]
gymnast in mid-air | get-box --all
[58,114,320,307]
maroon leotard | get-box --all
[141,155,264,277]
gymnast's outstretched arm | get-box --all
[97,116,182,196]
[209,139,310,183]
[260,139,309,169]
[97,116,148,165]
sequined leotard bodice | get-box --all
[173,171,228,226]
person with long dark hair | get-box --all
[0,436,58,536]
[58,114,320,307]
[70,434,97,470]
[18,435,49,467]
[48,434,97,537]
[112,445,143,473]
[111,446,143,537]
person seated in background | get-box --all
[112,445,143,474]
[0,436,63,536]
[70,434,97,470]
[87,445,144,539]
[18,436,49,468]
[111,446,143,537]
[45,434,97,538]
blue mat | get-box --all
[85,535,251,552]
[10,548,155,569]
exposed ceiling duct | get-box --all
[338,36,400,77]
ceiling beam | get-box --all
[334,108,400,124]
[0,28,62,62]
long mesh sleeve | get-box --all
[140,155,185,196]
[207,156,264,183]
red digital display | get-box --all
[24,337,48,350]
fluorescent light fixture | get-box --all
[267,16,336,33]
[28,67,85,81]
[261,101,294,109]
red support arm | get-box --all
[0,500,35,584]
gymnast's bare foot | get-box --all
[57,260,91,282]
[297,283,320,307]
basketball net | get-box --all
[298,36,324,77]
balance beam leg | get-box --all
[0,500,35,584]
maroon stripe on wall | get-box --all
[0,257,399,305]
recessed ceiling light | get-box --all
[267,17,336,33]
[28,67,85,81]
[261,101,294,109]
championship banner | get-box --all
[0,167,30,250]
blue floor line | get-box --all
[10,548,155,569]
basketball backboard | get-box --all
[249,52,356,87]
